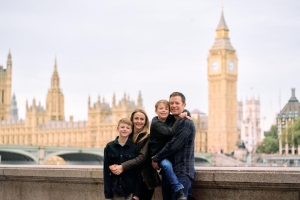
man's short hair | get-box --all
[118,118,132,127]
[169,92,186,104]
[155,100,169,110]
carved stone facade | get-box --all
[0,52,143,148]
[239,97,262,152]
[191,109,208,153]
[0,51,12,121]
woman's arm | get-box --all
[122,139,149,171]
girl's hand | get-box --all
[132,196,139,200]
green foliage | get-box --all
[256,137,279,154]
[292,117,300,146]
[256,125,279,154]
[264,125,278,139]
[280,117,300,147]
[264,137,279,153]
[256,142,265,154]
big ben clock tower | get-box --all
[207,11,238,154]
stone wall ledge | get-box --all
[1,166,300,200]
[196,167,300,189]
[0,165,102,183]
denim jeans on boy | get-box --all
[161,174,192,200]
[159,158,184,193]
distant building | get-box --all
[191,109,208,152]
[277,88,300,155]
[0,51,12,121]
[8,93,18,121]
[0,52,143,148]
[239,97,262,152]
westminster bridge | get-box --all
[0,145,217,166]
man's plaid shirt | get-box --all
[152,118,196,179]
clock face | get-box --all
[211,61,220,72]
[228,60,235,72]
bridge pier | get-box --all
[38,147,45,165]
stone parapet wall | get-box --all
[1,166,300,200]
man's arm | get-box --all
[152,119,190,162]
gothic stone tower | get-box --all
[0,51,12,120]
[87,92,144,147]
[207,11,238,154]
[241,97,261,152]
[46,59,65,121]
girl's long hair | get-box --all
[130,109,150,144]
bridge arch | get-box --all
[194,153,211,166]
[45,150,104,164]
[0,149,38,164]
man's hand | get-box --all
[151,160,160,170]
[179,112,191,120]
[109,164,123,175]
[132,196,139,200]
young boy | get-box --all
[103,118,141,200]
[149,100,189,200]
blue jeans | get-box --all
[161,174,192,200]
[159,159,183,193]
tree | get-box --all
[256,125,279,154]
[280,117,300,147]
[292,117,300,147]
[280,121,293,146]
[264,125,278,139]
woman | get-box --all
[109,109,160,200]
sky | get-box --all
[0,0,300,132]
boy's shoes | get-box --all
[175,189,187,200]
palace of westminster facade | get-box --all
[0,12,262,154]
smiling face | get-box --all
[169,95,186,117]
[155,103,170,122]
[132,111,146,132]
[117,123,132,139]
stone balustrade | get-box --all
[0,165,300,200]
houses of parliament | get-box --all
[0,54,144,148]
[0,11,261,154]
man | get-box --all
[152,92,196,200]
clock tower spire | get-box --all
[207,10,238,154]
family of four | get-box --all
[103,92,196,200]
